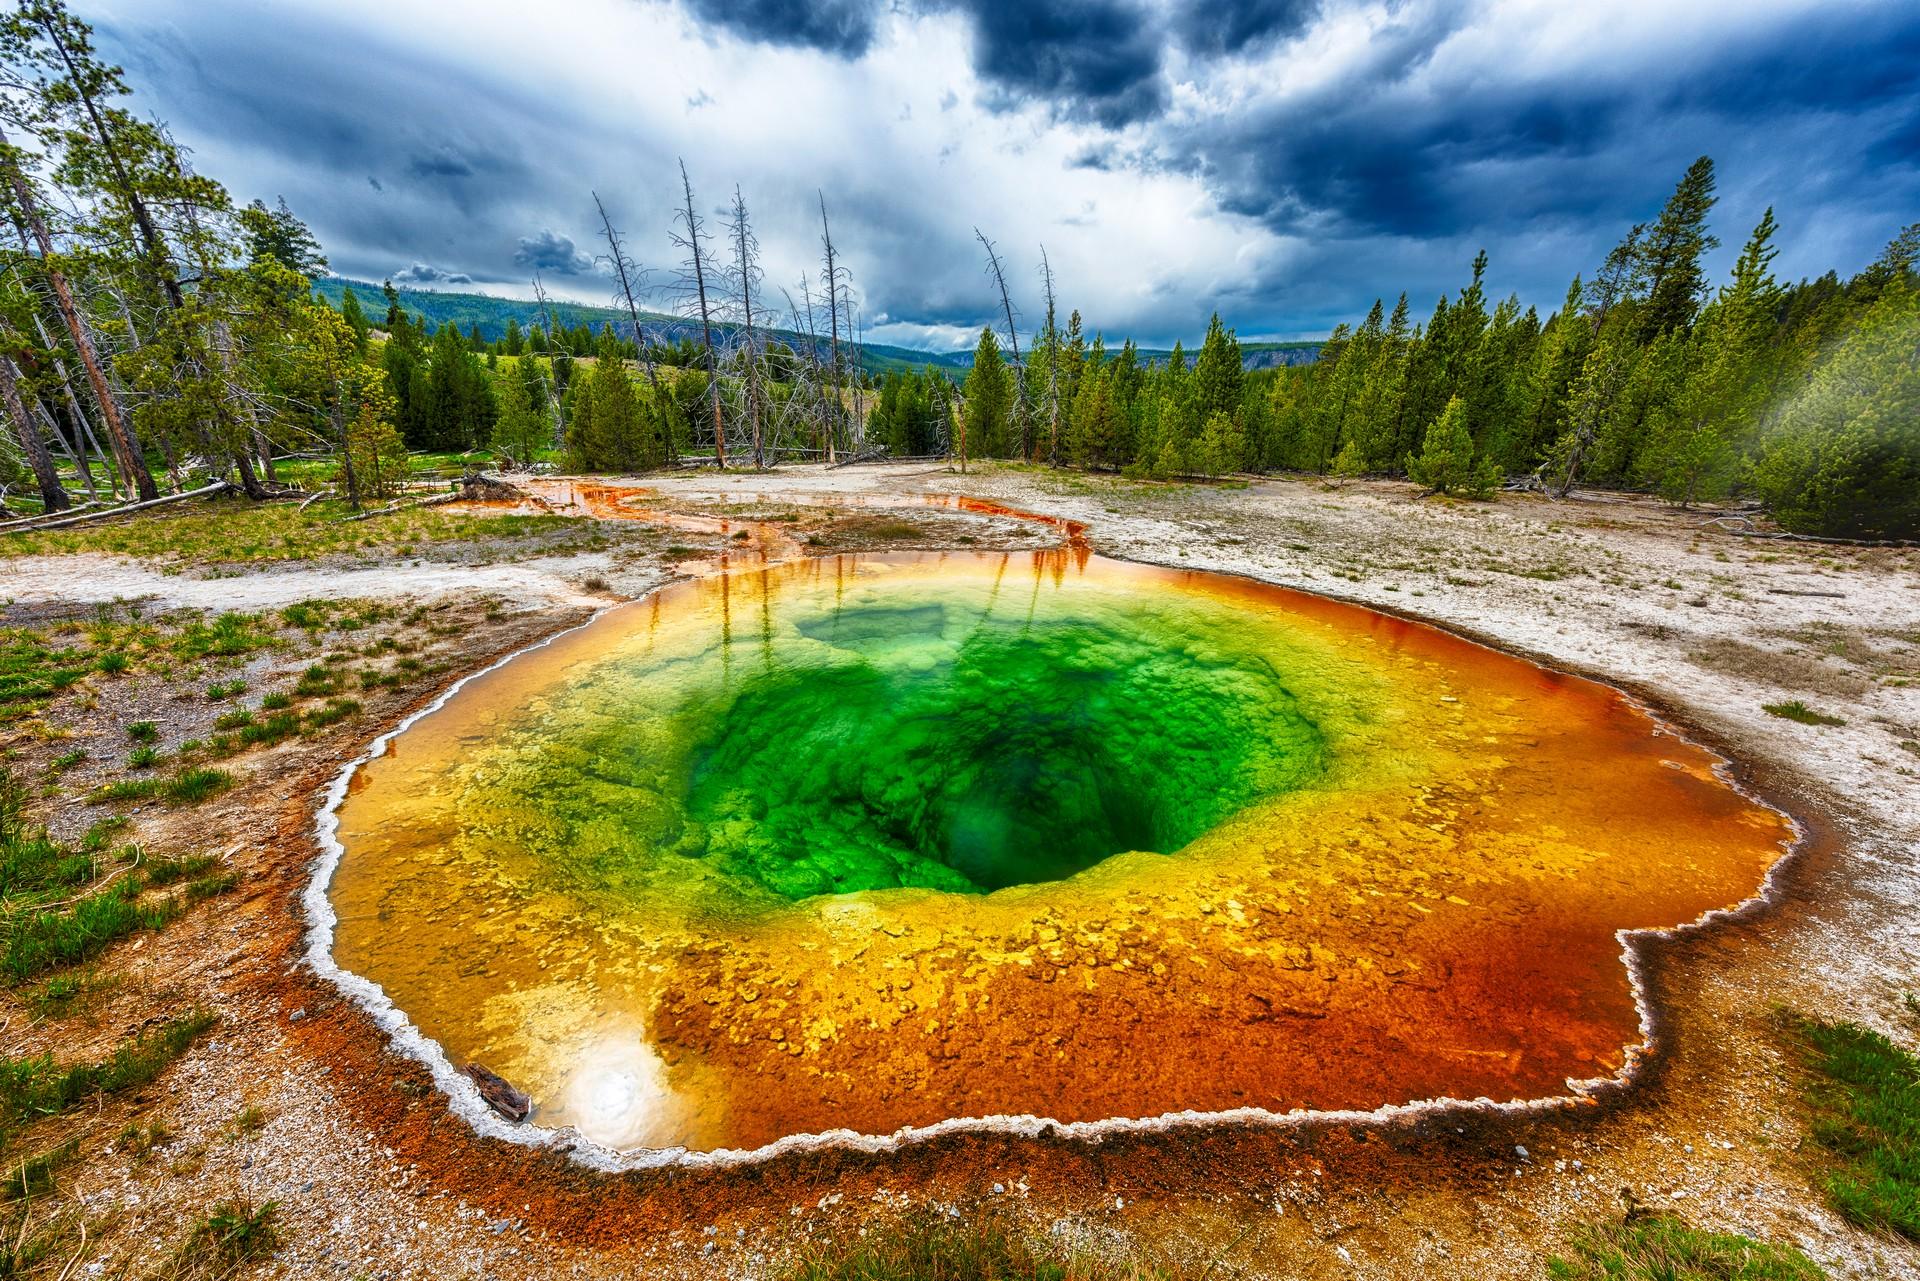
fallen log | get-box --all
[335,491,460,523]
[0,481,233,536]
[1702,514,1919,549]
[0,499,105,532]
[296,487,335,512]
[463,1063,531,1123]
[1767,588,1848,599]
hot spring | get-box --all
[321,549,1792,1157]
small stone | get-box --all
[1515,1145,1529,1161]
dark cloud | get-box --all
[677,0,878,56]
[407,147,475,180]
[1162,3,1920,249]
[958,0,1165,126]
[1173,0,1318,58]
[392,262,473,285]
[515,230,596,276]
[93,5,599,287]
[86,0,1920,349]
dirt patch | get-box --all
[1685,636,1874,700]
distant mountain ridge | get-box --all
[311,278,1321,374]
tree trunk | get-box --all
[333,378,360,510]
[678,162,725,468]
[0,354,69,511]
[819,194,842,464]
[732,188,763,469]
[0,133,156,499]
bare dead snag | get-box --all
[679,160,729,470]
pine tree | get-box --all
[1409,396,1500,497]
[963,327,1010,461]
[494,357,543,466]
[1191,313,1244,425]
[339,287,369,352]
[1640,207,1781,504]
[243,197,326,277]
[1636,157,1720,341]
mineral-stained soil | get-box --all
[3,462,1918,1279]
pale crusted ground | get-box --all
[3,462,1918,1279]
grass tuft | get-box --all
[1548,1213,1825,1279]
[1794,1015,1920,1239]
[1762,700,1847,727]
[1,882,177,981]
[158,1198,280,1280]
[0,1139,79,1203]
[0,1009,215,1124]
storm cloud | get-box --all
[85,0,1920,348]
[515,230,598,276]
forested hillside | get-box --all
[310,277,970,377]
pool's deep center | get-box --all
[681,616,1327,897]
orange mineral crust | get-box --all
[323,551,1792,1157]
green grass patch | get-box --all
[27,969,120,1019]
[1763,700,1847,727]
[1,882,178,981]
[126,720,159,743]
[0,1008,215,1124]
[1795,1015,1920,1238]
[302,698,361,732]
[94,765,234,806]
[159,1199,280,1280]
[184,871,239,905]
[1548,1214,1824,1279]
[0,495,588,568]
[0,1138,79,1203]
[204,679,247,701]
[294,664,340,697]
[163,768,234,804]
[141,855,220,887]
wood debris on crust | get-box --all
[463,1063,532,1122]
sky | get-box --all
[81,0,1920,351]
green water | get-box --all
[685,616,1322,896]
[457,562,1331,906]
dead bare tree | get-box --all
[974,226,1031,456]
[591,190,665,400]
[726,185,764,468]
[529,272,568,451]
[1039,245,1061,464]
[671,159,725,467]
[817,193,846,464]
